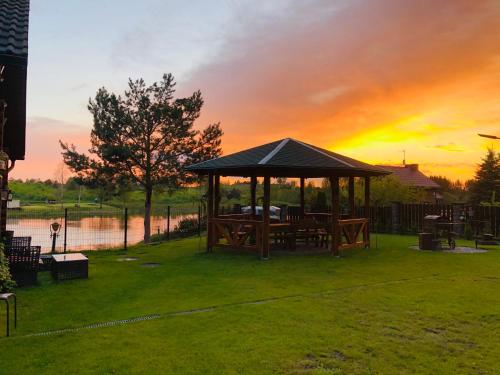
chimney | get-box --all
[405,164,419,172]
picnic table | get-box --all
[270,221,329,250]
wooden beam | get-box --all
[214,174,220,217]
[364,176,370,246]
[207,173,214,252]
[262,176,271,259]
[300,177,305,219]
[250,176,257,218]
[348,176,355,218]
[330,176,340,256]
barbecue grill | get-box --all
[419,215,457,250]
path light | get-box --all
[50,222,61,253]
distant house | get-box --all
[376,164,441,202]
[7,199,20,209]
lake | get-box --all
[7,213,198,253]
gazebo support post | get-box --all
[348,176,355,218]
[364,176,370,247]
[300,177,305,219]
[250,176,257,218]
[262,176,271,259]
[207,173,214,252]
[214,174,220,217]
[330,176,340,256]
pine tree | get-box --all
[469,148,500,204]
[61,74,223,243]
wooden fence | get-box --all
[220,203,500,237]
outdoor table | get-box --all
[51,253,88,281]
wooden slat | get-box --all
[300,177,305,219]
[364,176,370,245]
[262,176,271,259]
[330,176,340,256]
[207,173,214,252]
[214,174,220,217]
[348,176,355,218]
[251,176,257,217]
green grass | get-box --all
[19,202,117,210]
[0,235,499,374]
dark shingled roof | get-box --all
[0,0,30,160]
[187,138,390,177]
[376,164,440,189]
[0,0,30,64]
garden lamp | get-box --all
[50,222,62,253]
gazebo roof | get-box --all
[187,138,390,178]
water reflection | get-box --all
[7,214,196,253]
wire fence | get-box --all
[7,205,202,254]
[7,202,499,253]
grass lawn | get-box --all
[1,234,499,374]
[15,202,117,212]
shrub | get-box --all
[0,243,15,292]
[172,217,203,237]
[150,216,206,242]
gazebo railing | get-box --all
[337,218,369,250]
[209,217,264,252]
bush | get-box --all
[0,243,15,292]
[172,217,204,238]
[150,216,206,242]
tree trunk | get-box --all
[144,187,153,243]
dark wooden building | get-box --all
[187,138,389,258]
[0,0,30,234]
[0,0,29,161]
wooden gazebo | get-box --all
[187,138,389,258]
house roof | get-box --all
[187,138,390,178]
[0,0,30,161]
[376,165,440,189]
[0,0,30,66]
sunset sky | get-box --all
[13,0,500,181]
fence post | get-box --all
[124,207,128,251]
[63,208,68,253]
[166,205,171,240]
[198,204,202,236]
[391,201,402,234]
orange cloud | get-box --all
[184,0,500,180]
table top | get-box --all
[52,253,88,262]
